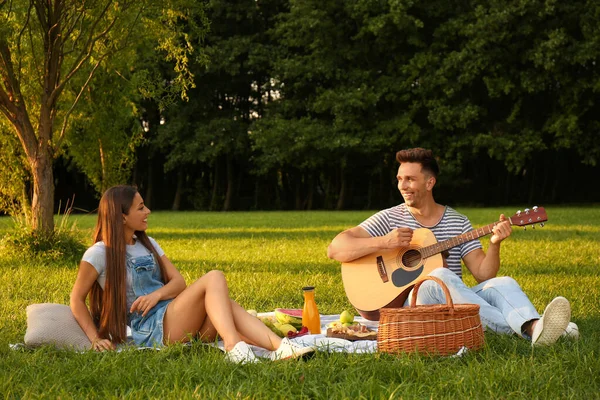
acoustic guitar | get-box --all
[341,207,548,320]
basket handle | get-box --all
[410,276,454,311]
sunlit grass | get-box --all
[1,208,599,398]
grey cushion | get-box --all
[24,303,92,351]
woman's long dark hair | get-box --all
[89,185,168,343]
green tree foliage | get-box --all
[155,0,279,210]
[404,0,600,170]
[247,0,599,208]
[252,0,433,208]
[3,0,599,215]
[0,119,29,217]
[0,0,207,234]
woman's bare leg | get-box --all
[163,270,242,350]
[228,300,282,350]
[163,270,283,352]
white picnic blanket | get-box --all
[10,312,469,357]
[10,313,379,354]
[230,313,380,356]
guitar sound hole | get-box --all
[402,249,422,268]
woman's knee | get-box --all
[204,269,229,288]
[192,270,227,290]
[203,269,226,281]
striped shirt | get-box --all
[359,204,482,278]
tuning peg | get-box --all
[531,225,535,229]
[533,206,538,211]
[517,210,522,216]
[525,208,530,214]
[523,226,526,231]
[539,222,545,228]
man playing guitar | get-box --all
[327,148,577,346]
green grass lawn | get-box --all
[1,207,599,399]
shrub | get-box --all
[0,209,86,266]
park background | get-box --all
[1,0,599,228]
[1,1,600,398]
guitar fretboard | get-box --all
[420,222,498,258]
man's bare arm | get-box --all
[463,214,512,282]
[327,226,413,263]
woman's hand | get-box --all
[130,292,161,316]
[92,337,116,352]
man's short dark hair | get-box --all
[396,148,439,178]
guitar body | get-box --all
[341,206,548,321]
[341,228,443,321]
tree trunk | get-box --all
[306,174,314,210]
[295,174,303,210]
[210,159,220,211]
[99,139,107,191]
[171,170,184,211]
[366,177,373,210]
[32,97,56,234]
[30,146,55,235]
[145,159,153,209]
[324,173,333,209]
[253,179,260,210]
[21,185,32,225]
[527,162,537,206]
[336,165,346,210]
[223,154,234,211]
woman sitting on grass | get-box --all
[70,185,315,363]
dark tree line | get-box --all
[127,0,599,211]
[5,0,600,220]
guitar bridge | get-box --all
[377,256,389,283]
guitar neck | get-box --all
[420,222,498,258]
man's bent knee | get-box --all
[428,267,460,283]
[481,276,520,289]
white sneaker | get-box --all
[562,322,580,340]
[532,297,571,347]
[268,338,316,361]
[225,341,259,364]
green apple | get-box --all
[340,310,355,324]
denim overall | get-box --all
[127,253,172,347]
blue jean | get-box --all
[403,268,540,337]
[127,253,171,347]
[129,299,172,347]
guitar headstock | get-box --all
[508,206,548,228]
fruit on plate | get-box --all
[326,310,355,329]
[339,310,354,324]
[274,308,303,329]
[326,321,377,340]
[259,316,284,337]
[275,323,297,336]
[288,326,309,339]
[328,321,363,331]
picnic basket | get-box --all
[377,276,484,356]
